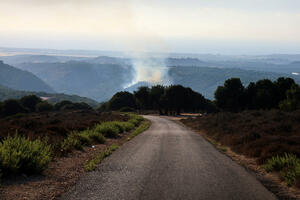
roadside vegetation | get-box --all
[100,76,300,188]
[85,120,151,172]
[180,77,300,188]
[0,95,146,183]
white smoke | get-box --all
[124,53,172,88]
[99,0,173,88]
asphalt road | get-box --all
[61,115,277,200]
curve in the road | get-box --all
[61,115,277,200]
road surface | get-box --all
[61,115,277,200]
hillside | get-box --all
[0,84,98,106]
[15,61,134,102]
[168,66,300,99]
[0,61,54,93]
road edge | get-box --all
[166,116,300,200]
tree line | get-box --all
[102,77,300,114]
[0,95,92,117]
[1,77,299,117]
[100,85,216,115]
[215,77,300,112]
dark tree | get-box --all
[255,79,279,109]
[164,85,188,115]
[54,100,73,110]
[244,82,257,109]
[149,85,165,115]
[108,91,136,110]
[215,78,244,112]
[20,95,42,112]
[275,77,296,102]
[134,86,150,109]
[280,85,300,111]
[36,102,54,112]
[1,99,27,116]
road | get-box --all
[61,115,277,200]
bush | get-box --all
[128,114,144,127]
[95,122,119,138]
[264,153,299,172]
[77,131,92,145]
[88,131,106,144]
[54,100,73,110]
[128,119,139,126]
[78,129,106,145]
[119,122,135,132]
[281,165,300,186]
[36,102,54,112]
[0,134,52,174]
[20,95,42,112]
[119,107,135,112]
[61,133,83,153]
[110,121,126,133]
[1,99,27,116]
[264,153,300,186]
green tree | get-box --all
[214,78,245,112]
[134,86,150,109]
[255,79,278,109]
[108,91,136,110]
[280,85,300,111]
[149,85,165,114]
[275,77,295,101]
[20,95,42,112]
[164,85,188,115]
[2,99,27,116]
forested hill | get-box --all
[0,61,54,93]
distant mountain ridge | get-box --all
[14,61,134,102]
[0,61,54,93]
[2,53,300,101]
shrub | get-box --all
[119,107,135,112]
[128,119,139,127]
[54,100,73,110]
[264,153,300,186]
[20,95,42,112]
[36,102,54,112]
[78,129,106,144]
[281,165,300,186]
[95,122,119,138]
[119,122,135,132]
[110,121,126,133]
[61,133,82,153]
[77,131,92,145]
[0,134,52,174]
[127,114,144,127]
[2,99,27,116]
[88,131,106,144]
[264,153,299,172]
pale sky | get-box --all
[0,0,300,54]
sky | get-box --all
[0,0,300,54]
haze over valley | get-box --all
[1,47,300,102]
[1,1,300,199]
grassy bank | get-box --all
[85,120,151,171]
[181,110,300,188]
